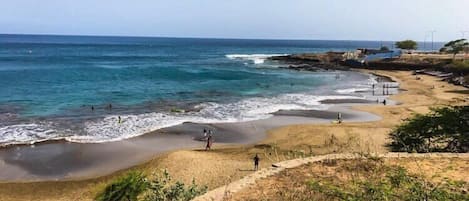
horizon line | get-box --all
[0,33,448,43]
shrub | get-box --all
[143,169,207,201]
[95,170,207,201]
[95,171,148,201]
[308,165,469,201]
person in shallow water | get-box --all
[253,154,260,171]
[118,116,121,124]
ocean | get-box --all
[0,34,398,146]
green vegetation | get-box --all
[308,162,469,201]
[389,106,469,153]
[451,60,469,69]
[442,39,469,58]
[95,171,147,201]
[395,40,417,50]
[260,157,469,201]
[143,170,207,201]
[95,170,207,201]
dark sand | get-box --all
[0,105,380,182]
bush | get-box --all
[96,170,207,201]
[143,169,207,201]
[389,106,469,153]
[449,60,469,74]
[95,171,148,201]
[308,165,469,201]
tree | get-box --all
[395,40,418,50]
[443,39,469,59]
[389,106,469,153]
[439,47,447,53]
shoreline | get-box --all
[0,69,467,201]
[0,104,381,182]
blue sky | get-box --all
[1,0,468,41]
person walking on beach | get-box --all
[205,133,212,151]
[337,112,342,124]
[382,99,387,106]
[253,154,260,171]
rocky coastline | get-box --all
[269,53,469,88]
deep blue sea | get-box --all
[0,34,424,146]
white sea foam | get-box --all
[0,92,367,146]
[226,54,287,64]
[69,94,360,143]
[335,88,371,94]
[0,123,59,146]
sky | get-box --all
[1,0,468,41]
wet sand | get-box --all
[0,105,380,182]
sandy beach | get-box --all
[0,105,380,182]
[0,70,467,201]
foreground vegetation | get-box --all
[389,105,468,153]
[308,158,468,201]
[231,157,469,201]
[95,170,207,201]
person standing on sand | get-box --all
[205,133,212,151]
[337,112,342,123]
[382,99,387,105]
[253,154,260,171]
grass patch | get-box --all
[232,157,469,201]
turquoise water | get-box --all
[0,34,385,145]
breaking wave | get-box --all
[0,93,362,146]
[226,54,287,64]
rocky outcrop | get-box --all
[269,53,468,88]
[270,53,349,71]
